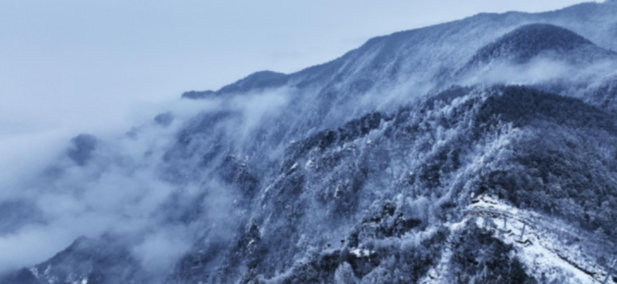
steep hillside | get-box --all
[185,2,617,101]
[465,24,612,65]
[2,1,617,284]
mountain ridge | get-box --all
[3,1,617,284]
[184,1,617,100]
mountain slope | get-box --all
[466,23,613,65]
[168,86,617,283]
[3,1,617,284]
[186,1,617,100]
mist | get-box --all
[1,1,615,282]
[1,32,612,278]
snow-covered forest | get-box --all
[2,1,617,283]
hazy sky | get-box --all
[0,0,598,139]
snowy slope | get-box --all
[2,1,617,284]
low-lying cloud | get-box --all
[1,48,614,279]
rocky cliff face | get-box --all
[3,2,617,284]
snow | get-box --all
[350,248,375,258]
[421,195,612,283]
[418,218,468,284]
[469,195,607,283]
[29,267,39,279]
[7,2,617,282]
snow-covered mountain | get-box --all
[2,1,617,283]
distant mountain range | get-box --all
[3,1,617,283]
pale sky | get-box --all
[0,0,598,138]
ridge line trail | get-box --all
[461,196,614,284]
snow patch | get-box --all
[350,248,375,258]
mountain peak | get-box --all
[471,23,593,64]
